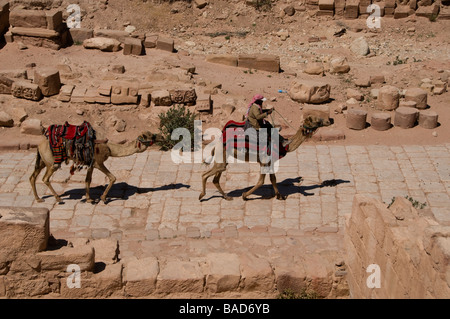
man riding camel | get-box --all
[243,94,287,155]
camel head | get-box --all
[302,115,331,136]
[136,131,158,151]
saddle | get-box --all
[45,121,97,174]
[221,120,288,161]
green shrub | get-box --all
[157,104,197,151]
[277,288,319,299]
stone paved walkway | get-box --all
[0,144,449,261]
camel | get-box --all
[30,130,158,204]
[199,115,331,201]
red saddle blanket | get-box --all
[45,121,96,167]
[221,120,288,160]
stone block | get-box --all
[240,254,274,291]
[377,85,399,111]
[394,5,411,19]
[123,257,159,297]
[317,9,335,16]
[123,37,144,56]
[20,118,43,135]
[370,112,391,131]
[10,9,47,28]
[288,80,331,104]
[156,260,204,293]
[156,36,174,52]
[37,245,95,272]
[93,29,129,43]
[111,82,139,105]
[71,86,87,103]
[34,68,61,97]
[346,109,367,130]
[206,253,241,293]
[418,110,438,129]
[0,207,49,262]
[416,4,440,18]
[58,84,74,102]
[206,54,238,67]
[11,80,42,101]
[84,87,111,104]
[169,88,197,105]
[83,37,121,52]
[319,0,335,10]
[404,88,427,109]
[69,28,93,43]
[238,54,280,73]
[10,27,67,50]
[144,34,158,48]
[344,0,360,19]
[98,82,112,96]
[195,94,212,113]
[45,9,63,31]
[0,75,14,95]
[151,89,172,106]
[394,106,418,129]
[370,74,386,84]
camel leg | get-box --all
[199,163,228,200]
[242,173,266,200]
[29,156,46,203]
[42,165,63,203]
[95,162,116,203]
[270,174,287,200]
[84,166,94,203]
[213,171,232,201]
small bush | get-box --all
[157,104,197,151]
[277,288,319,299]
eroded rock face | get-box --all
[288,80,331,104]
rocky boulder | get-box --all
[288,80,331,104]
[83,37,121,52]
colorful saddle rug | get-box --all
[45,121,96,173]
[221,121,288,161]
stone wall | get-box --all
[345,195,450,298]
[276,0,447,20]
[0,205,348,298]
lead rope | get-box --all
[273,108,296,131]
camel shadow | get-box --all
[224,177,350,200]
[55,182,190,204]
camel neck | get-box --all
[108,140,146,157]
[286,127,309,152]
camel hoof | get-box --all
[276,194,287,200]
[242,194,249,201]
[199,193,205,201]
[36,198,44,203]
[86,198,93,204]
[56,197,64,204]
[224,195,233,201]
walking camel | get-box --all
[30,128,158,204]
[199,115,331,201]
